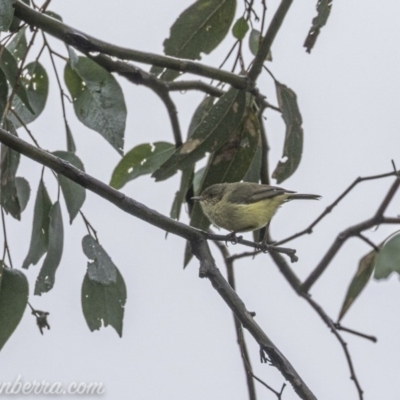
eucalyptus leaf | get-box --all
[22,179,52,269]
[0,266,29,352]
[35,202,64,295]
[0,47,35,115]
[64,57,127,154]
[82,235,117,285]
[152,88,247,181]
[81,269,126,337]
[304,0,332,53]
[53,151,86,223]
[374,232,400,280]
[338,249,376,321]
[0,120,21,219]
[272,81,303,183]
[232,17,249,40]
[0,0,14,32]
[65,120,76,153]
[8,61,49,128]
[6,26,27,62]
[15,177,30,212]
[110,142,175,189]
[187,96,216,139]
[156,0,236,81]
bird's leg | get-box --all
[225,232,243,246]
[258,224,271,253]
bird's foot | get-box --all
[225,232,243,246]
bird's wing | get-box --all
[228,183,295,204]
[248,185,295,203]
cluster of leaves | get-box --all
[0,4,128,350]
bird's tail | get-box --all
[287,193,321,201]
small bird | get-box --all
[191,182,320,235]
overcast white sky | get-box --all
[1,1,400,399]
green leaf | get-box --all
[15,177,30,212]
[81,236,126,337]
[170,97,216,220]
[243,144,262,183]
[157,0,236,81]
[110,142,175,189]
[0,120,21,220]
[7,26,27,61]
[0,266,29,352]
[338,249,376,321]
[34,202,64,295]
[152,88,247,181]
[8,61,49,128]
[374,232,400,280]
[248,29,272,61]
[0,68,8,120]
[65,120,76,153]
[53,151,86,223]
[304,0,332,53]
[272,81,303,183]
[170,167,194,220]
[249,29,260,56]
[0,0,14,32]
[232,17,249,40]
[0,47,35,115]
[64,57,127,155]
[82,235,117,285]
[187,96,216,139]
[22,179,52,269]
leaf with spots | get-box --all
[64,57,127,154]
[272,81,303,183]
[110,142,175,189]
[81,235,126,337]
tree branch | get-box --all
[13,1,248,89]
[301,175,400,292]
[247,0,293,83]
[269,252,364,399]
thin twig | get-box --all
[276,169,400,246]
[334,323,377,343]
[302,175,400,292]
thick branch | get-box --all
[0,127,196,241]
[194,242,316,400]
[13,1,248,89]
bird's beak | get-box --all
[191,196,203,201]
